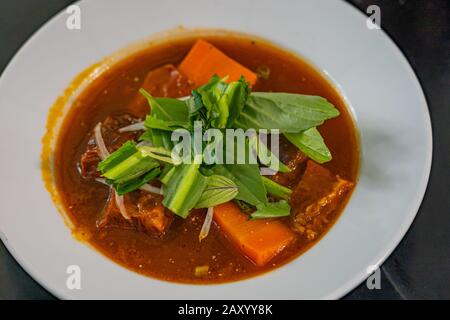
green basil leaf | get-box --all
[140,89,189,121]
[140,128,173,149]
[223,77,250,128]
[186,90,204,119]
[139,130,153,142]
[196,75,229,127]
[195,175,239,208]
[154,97,190,121]
[212,164,267,206]
[191,76,251,129]
[196,75,227,112]
[251,200,291,219]
[284,127,332,163]
[140,89,191,131]
[144,115,192,131]
[235,92,339,133]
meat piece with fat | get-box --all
[127,64,194,117]
[79,114,141,180]
[96,190,138,230]
[97,190,173,236]
[136,192,174,234]
[291,161,354,240]
[80,146,101,179]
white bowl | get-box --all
[0,0,431,299]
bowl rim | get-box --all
[0,0,432,299]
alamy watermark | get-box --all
[168,122,281,174]
[366,264,381,290]
[66,5,81,30]
[66,265,81,290]
[366,5,381,30]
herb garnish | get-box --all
[97,75,339,218]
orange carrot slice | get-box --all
[214,202,295,266]
[179,40,258,87]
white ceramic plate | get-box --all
[0,0,431,299]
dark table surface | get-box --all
[0,0,449,300]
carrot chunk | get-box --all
[214,202,295,266]
[179,40,258,87]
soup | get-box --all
[52,33,359,283]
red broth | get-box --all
[53,34,359,283]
